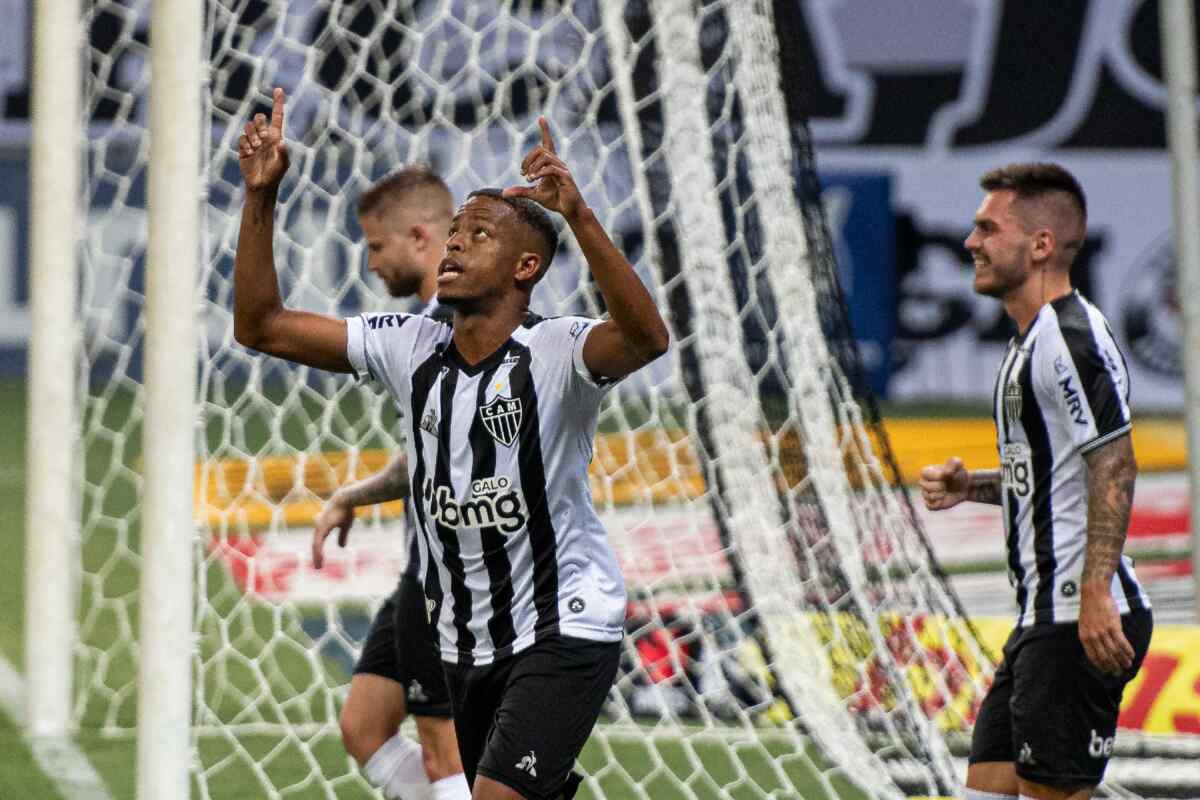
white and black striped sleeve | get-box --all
[1042,298,1132,454]
[345,311,423,387]
[564,317,620,393]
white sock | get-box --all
[430,772,470,799]
[362,733,430,800]
[964,790,1017,800]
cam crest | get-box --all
[1003,380,1022,426]
[480,396,522,446]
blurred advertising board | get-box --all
[819,152,1182,410]
[798,0,1184,408]
[0,2,1187,406]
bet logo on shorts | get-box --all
[1088,729,1115,759]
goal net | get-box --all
[76,1,995,797]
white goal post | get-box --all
[32,1,1137,798]
[26,0,83,742]
[137,1,201,797]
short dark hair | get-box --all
[979,162,1087,222]
[358,164,453,219]
[466,188,559,269]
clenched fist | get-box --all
[919,457,969,511]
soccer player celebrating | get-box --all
[234,89,669,800]
[920,163,1152,800]
[309,165,468,799]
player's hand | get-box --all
[503,117,586,220]
[238,87,290,192]
[1079,584,1135,676]
[312,497,355,570]
[919,457,970,510]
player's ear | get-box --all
[1031,227,1055,266]
[514,252,542,284]
[411,223,430,251]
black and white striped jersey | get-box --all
[399,299,453,582]
[992,291,1150,627]
[346,311,626,665]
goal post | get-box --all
[57,1,1019,798]
[137,0,201,797]
[25,0,82,742]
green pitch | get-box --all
[1,376,877,799]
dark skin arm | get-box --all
[234,88,352,372]
[504,118,669,379]
[1078,433,1138,676]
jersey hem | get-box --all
[1015,597,1151,628]
[438,623,623,666]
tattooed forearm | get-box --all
[332,458,410,509]
[1081,434,1137,585]
[967,469,1002,505]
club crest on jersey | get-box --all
[480,396,522,446]
[1004,380,1023,425]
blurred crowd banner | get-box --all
[971,618,1200,736]
[0,1,1184,406]
[803,0,1184,409]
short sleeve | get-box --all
[567,317,620,393]
[345,315,373,382]
[1037,322,1131,454]
[344,311,427,390]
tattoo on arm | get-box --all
[967,469,1002,505]
[333,459,410,508]
[1081,435,1137,585]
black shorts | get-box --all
[969,609,1153,788]
[353,573,452,717]
[442,635,621,800]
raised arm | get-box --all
[312,456,411,568]
[1078,433,1137,675]
[505,118,669,379]
[234,88,352,372]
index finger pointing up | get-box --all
[538,116,555,154]
[270,87,286,136]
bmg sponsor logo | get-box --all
[1001,442,1031,498]
[422,476,526,533]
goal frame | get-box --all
[32,2,1002,798]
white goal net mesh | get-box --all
[76,1,997,797]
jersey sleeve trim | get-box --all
[571,319,620,389]
[345,315,372,382]
[1076,423,1132,455]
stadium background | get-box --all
[0,0,1196,797]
